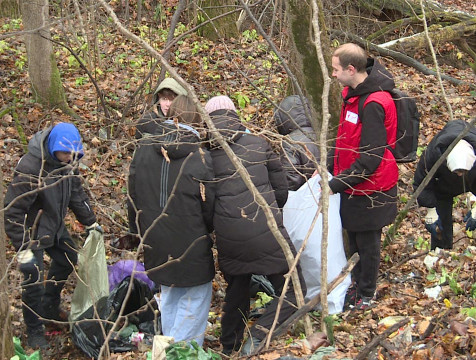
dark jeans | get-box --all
[220,269,306,351]
[20,229,77,330]
[347,229,382,298]
[433,198,454,250]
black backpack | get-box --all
[359,89,420,163]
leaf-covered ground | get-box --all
[1,1,476,359]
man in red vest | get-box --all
[328,43,399,310]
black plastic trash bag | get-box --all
[249,274,275,298]
[72,276,158,359]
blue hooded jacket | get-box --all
[47,123,84,161]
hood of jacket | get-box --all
[143,119,201,159]
[274,95,313,135]
[344,58,395,101]
[153,78,188,103]
[209,109,246,147]
[27,127,66,167]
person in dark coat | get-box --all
[135,77,188,139]
[4,123,101,349]
[413,119,476,250]
[128,95,215,345]
[274,95,320,190]
[328,43,398,310]
[205,95,306,355]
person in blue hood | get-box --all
[4,122,102,350]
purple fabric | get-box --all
[108,260,155,292]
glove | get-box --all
[424,208,441,238]
[86,222,104,234]
[464,207,476,231]
[425,208,438,224]
[17,249,34,264]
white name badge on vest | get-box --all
[345,111,359,124]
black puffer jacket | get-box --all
[413,119,476,208]
[209,109,293,276]
[4,127,96,251]
[274,95,320,190]
[135,109,165,139]
[128,121,215,287]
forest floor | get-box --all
[1,1,476,359]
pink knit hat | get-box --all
[205,95,237,114]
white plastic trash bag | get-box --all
[283,173,351,314]
[70,230,109,322]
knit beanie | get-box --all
[47,122,84,160]
[447,139,476,172]
[204,95,237,114]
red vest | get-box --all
[333,89,398,195]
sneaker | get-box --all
[27,326,49,349]
[353,294,373,311]
[343,284,358,310]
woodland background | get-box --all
[1,0,476,359]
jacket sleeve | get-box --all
[4,160,39,251]
[329,102,387,193]
[69,172,96,226]
[200,152,216,233]
[266,144,289,208]
[127,157,139,234]
[413,147,439,208]
[280,142,305,191]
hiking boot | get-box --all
[353,294,373,311]
[27,326,49,349]
[343,284,358,310]
[222,346,237,356]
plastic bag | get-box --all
[72,276,158,359]
[283,174,351,314]
[108,260,155,292]
[69,230,109,322]
[11,337,41,360]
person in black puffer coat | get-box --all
[274,95,320,191]
[413,119,476,250]
[128,95,215,346]
[4,123,99,349]
[205,95,306,355]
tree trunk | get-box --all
[0,170,14,359]
[285,0,341,133]
[384,17,476,55]
[0,0,20,18]
[198,0,239,41]
[20,0,72,113]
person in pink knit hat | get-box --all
[204,95,237,114]
[205,95,306,356]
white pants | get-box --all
[159,281,212,346]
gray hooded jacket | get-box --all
[4,127,96,251]
[274,95,320,191]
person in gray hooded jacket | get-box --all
[4,123,100,349]
[274,95,320,191]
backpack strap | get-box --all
[358,93,371,123]
[358,92,394,155]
